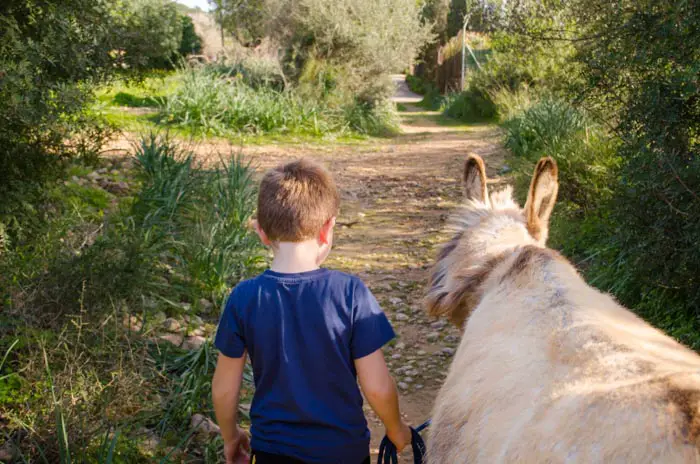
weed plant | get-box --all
[160,65,398,137]
[0,135,261,461]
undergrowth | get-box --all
[160,65,398,137]
[0,135,262,462]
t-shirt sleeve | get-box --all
[214,289,246,358]
[350,280,396,359]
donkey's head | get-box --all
[425,154,559,327]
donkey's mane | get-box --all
[448,186,523,232]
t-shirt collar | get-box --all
[263,268,329,282]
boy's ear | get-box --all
[319,217,336,245]
[253,220,273,246]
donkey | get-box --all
[424,154,700,463]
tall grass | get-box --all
[161,66,333,135]
[160,65,398,136]
[504,98,587,158]
[208,55,286,91]
[1,135,261,461]
[503,97,620,215]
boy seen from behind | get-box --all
[212,159,411,464]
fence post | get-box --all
[460,18,467,91]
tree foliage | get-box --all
[180,14,203,56]
[566,0,700,313]
[0,0,117,210]
[112,0,184,69]
[211,0,266,46]
[272,0,433,102]
[423,0,451,44]
[474,0,700,334]
[0,0,201,230]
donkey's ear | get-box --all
[463,154,488,202]
[524,157,559,243]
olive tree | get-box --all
[268,0,433,102]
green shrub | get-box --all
[561,0,700,339]
[442,86,498,122]
[419,87,445,111]
[0,0,190,250]
[406,74,430,95]
[489,87,534,121]
[462,0,700,351]
[179,14,202,56]
[113,0,184,70]
[405,74,444,110]
[437,32,578,123]
[343,99,399,135]
[17,135,261,321]
[504,98,587,159]
[471,33,578,96]
[0,0,119,225]
[270,0,433,103]
[504,98,620,213]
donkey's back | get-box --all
[426,155,700,463]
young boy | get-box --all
[212,159,412,464]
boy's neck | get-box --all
[270,239,322,274]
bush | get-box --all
[405,74,431,95]
[44,135,262,311]
[0,0,118,219]
[421,88,445,111]
[504,98,587,158]
[489,87,534,121]
[442,86,498,122]
[113,0,184,69]
[405,74,444,110]
[438,32,578,122]
[504,98,620,213]
[0,0,195,250]
[472,34,578,96]
[562,0,700,335]
[179,14,203,56]
[463,2,700,350]
[343,99,400,135]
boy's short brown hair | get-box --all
[257,159,340,242]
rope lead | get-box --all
[377,420,431,464]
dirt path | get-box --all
[233,76,506,458]
[108,76,506,460]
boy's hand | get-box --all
[213,354,249,463]
[223,427,251,464]
[387,421,412,452]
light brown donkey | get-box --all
[425,155,700,463]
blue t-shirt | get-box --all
[214,268,395,464]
